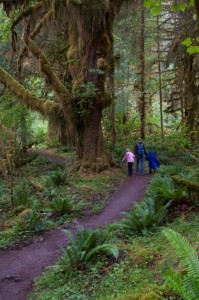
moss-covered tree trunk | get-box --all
[67,7,114,170]
[0,0,129,171]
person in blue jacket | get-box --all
[146,150,160,174]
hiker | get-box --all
[121,148,135,176]
[134,139,147,174]
[146,150,160,174]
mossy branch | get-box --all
[17,10,53,73]
[176,141,199,162]
[0,66,59,117]
[171,175,199,193]
[11,1,43,34]
[67,0,83,6]
[22,32,73,119]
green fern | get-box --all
[49,196,75,215]
[46,168,68,186]
[59,228,119,270]
[119,197,171,235]
[163,228,199,300]
[147,175,187,203]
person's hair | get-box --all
[126,148,130,152]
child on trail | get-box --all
[134,139,147,174]
[146,150,160,174]
[121,149,135,176]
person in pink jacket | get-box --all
[121,149,135,176]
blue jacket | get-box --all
[146,150,160,170]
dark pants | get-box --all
[128,162,133,176]
[149,167,157,174]
[136,156,144,174]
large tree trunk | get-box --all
[140,0,146,139]
[67,11,114,170]
[1,0,130,172]
[157,14,164,139]
[78,107,109,172]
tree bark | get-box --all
[140,0,146,139]
[157,14,164,139]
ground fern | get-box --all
[163,228,199,300]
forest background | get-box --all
[0,1,199,300]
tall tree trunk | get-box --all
[67,18,113,170]
[140,0,146,139]
[157,14,164,139]
[107,40,116,147]
[20,106,27,153]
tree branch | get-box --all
[0,66,60,117]
[17,10,53,73]
[22,32,73,120]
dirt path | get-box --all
[0,151,151,300]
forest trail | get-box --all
[0,151,151,300]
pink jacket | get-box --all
[122,151,135,163]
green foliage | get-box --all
[119,196,171,235]
[118,172,188,236]
[13,181,33,206]
[147,175,188,203]
[22,209,42,231]
[163,229,199,300]
[46,168,68,186]
[29,214,199,300]
[0,227,20,249]
[49,196,76,215]
[59,228,119,270]
[73,82,98,117]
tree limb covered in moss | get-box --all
[67,0,82,6]
[17,10,53,73]
[172,175,199,193]
[0,66,60,117]
[11,1,43,33]
[22,32,73,120]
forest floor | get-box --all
[0,150,151,300]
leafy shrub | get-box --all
[13,181,33,206]
[163,228,199,300]
[49,196,76,215]
[147,175,187,203]
[59,228,119,270]
[158,165,184,177]
[29,155,50,166]
[119,197,171,235]
[46,168,68,186]
[0,226,20,249]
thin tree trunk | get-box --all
[108,40,116,147]
[140,0,146,139]
[157,14,164,139]
[20,107,27,153]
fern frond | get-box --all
[163,229,199,277]
[85,244,119,262]
[182,275,199,300]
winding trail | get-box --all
[0,151,151,300]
